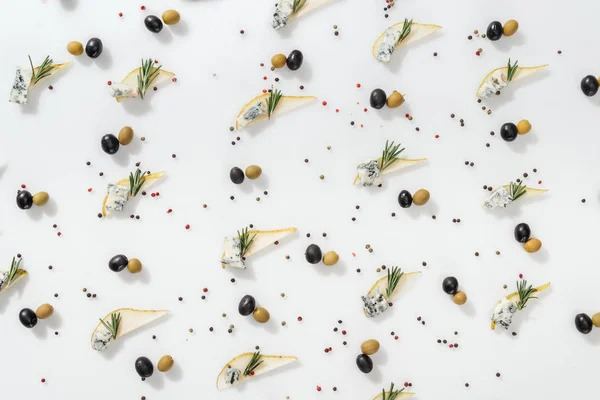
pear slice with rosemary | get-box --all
[490,282,550,330]
[364,267,420,317]
[353,141,426,185]
[372,20,441,61]
[90,308,168,348]
[235,91,317,130]
[353,158,426,185]
[481,182,548,209]
[101,170,165,217]
[216,352,297,390]
[291,0,334,19]
[476,63,548,97]
[0,257,28,296]
[221,227,297,268]
[371,382,415,399]
[115,61,175,103]
[31,58,70,86]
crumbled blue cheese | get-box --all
[272,0,294,30]
[477,70,508,99]
[491,298,518,330]
[0,271,8,292]
[236,101,267,128]
[356,160,382,186]
[484,187,512,209]
[224,367,241,385]
[362,288,389,318]
[105,184,130,212]
[92,330,113,351]
[9,66,33,104]
[376,28,401,63]
[221,237,246,268]
[109,83,139,98]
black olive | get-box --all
[370,89,387,109]
[500,122,518,142]
[230,167,245,184]
[442,276,459,295]
[238,295,256,316]
[19,308,38,328]
[16,190,33,210]
[108,254,129,272]
[514,223,531,243]
[286,50,304,71]
[580,75,599,97]
[356,353,373,373]
[398,190,413,208]
[305,244,322,264]
[135,356,154,378]
[144,15,163,33]
[85,38,103,59]
[575,313,593,334]
[486,21,503,41]
[101,134,120,155]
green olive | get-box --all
[253,307,270,323]
[412,189,430,206]
[360,339,380,355]
[35,303,54,319]
[127,258,142,273]
[592,313,600,328]
[162,10,180,25]
[271,54,287,69]
[503,19,519,36]
[386,91,405,108]
[118,126,134,145]
[323,251,339,266]
[524,238,542,253]
[452,291,467,305]
[157,355,174,372]
[32,192,49,206]
[517,120,531,135]
[67,41,84,56]
[245,165,262,180]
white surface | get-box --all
[1,0,600,399]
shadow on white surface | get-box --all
[458,298,476,317]
[382,29,444,74]
[170,20,190,36]
[0,282,26,314]
[118,267,152,284]
[491,33,527,53]
[277,60,313,83]
[19,69,70,115]
[152,28,174,45]
[25,197,58,221]
[164,361,184,382]
[404,198,439,220]
[146,370,166,390]
[506,130,539,154]
[121,97,154,116]
[59,0,78,11]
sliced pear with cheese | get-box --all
[221,227,297,268]
[367,271,421,300]
[372,391,415,399]
[115,67,175,103]
[353,158,426,185]
[476,64,548,97]
[482,184,548,209]
[491,282,550,330]
[0,270,27,295]
[372,21,441,61]
[235,93,317,130]
[32,62,70,86]
[293,0,334,19]
[101,171,166,217]
[216,352,297,390]
[90,308,168,348]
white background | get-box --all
[1,0,600,399]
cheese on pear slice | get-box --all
[115,67,175,103]
[490,282,550,330]
[221,228,297,268]
[216,352,297,390]
[0,269,27,295]
[90,308,168,347]
[235,94,317,130]
[101,171,166,216]
[366,271,421,315]
[353,158,426,185]
[372,22,442,60]
[476,64,548,97]
[372,391,415,399]
[32,62,70,86]
[481,185,548,209]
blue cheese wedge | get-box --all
[109,83,139,98]
[221,237,245,268]
[491,298,517,330]
[236,101,267,128]
[9,66,33,104]
[0,271,8,292]
[272,0,294,30]
[105,184,130,212]
[484,187,512,209]
[92,330,113,352]
[224,367,241,385]
[477,70,508,99]
[362,288,389,318]
[376,28,401,63]
[356,160,382,187]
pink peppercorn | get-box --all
[298,316,303,322]
[185,224,190,230]
[322,101,327,106]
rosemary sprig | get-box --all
[385,266,404,299]
[243,351,264,376]
[397,18,413,43]
[292,0,307,14]
[266,89,283,119]
[28,55,55,85]
[508,181,527,201]
[515,279,537,310]
[137,58,162,100]
[378,140,405,171]
[5,257,23,287]
[506,58,519,82]
[382,382,405,400]
[129,168,149,197]
[238,227,257,258]
[99,312,122,339]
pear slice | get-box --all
[372,391,415,399]
[115,67,175,103]
[490,282,550,330]
[32,62,70,86]
[372,22,442,61]
[235,94,317,130]
[221,227,297,268]
[0,269,27,295]
[292,0,334,19]
[367,271,421,299]
[476,64,548,97]
[353,158,426,185]
[101,171,166,216]
[216,352,297,390]
[481,184,548,209]
[90,308,168,348]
